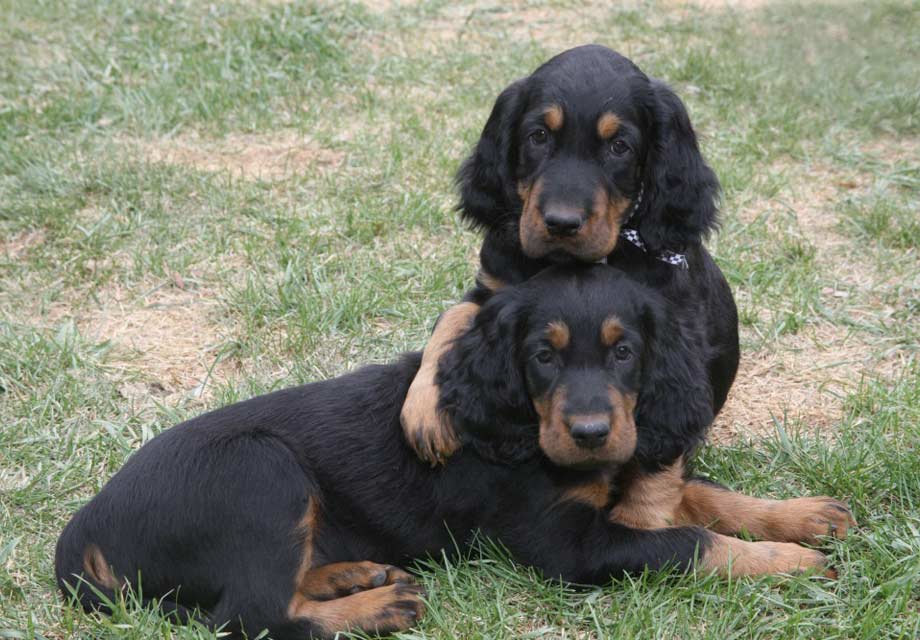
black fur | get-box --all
[56,266,722,640]
[454,45,738,467]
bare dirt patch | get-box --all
[713,137,917,441]
[51,278,239,404]
[711,326,904,442]
[136,132,344,181]
[1,229,47,260]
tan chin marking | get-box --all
[476,269,507,292]
[609,458,685,529]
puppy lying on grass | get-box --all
[56,266,852,639]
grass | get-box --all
[1,0,918,638]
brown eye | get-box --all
[614,344,632,361]
[609,139,630,155]
[529,128,548,146]
[535,349,555,364]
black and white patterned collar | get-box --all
[616,184,689,270]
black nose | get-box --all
[543,208,584,236]
[569,421,610,449]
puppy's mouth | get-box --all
[518,180,630,262]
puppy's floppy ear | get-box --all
[456,79,528,230]
[634,298,714,467]
[638,79,720,253]
[436,289,533,439]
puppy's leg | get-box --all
[288,564,425,639]
[610,459,855,543]
[699,533,833,578]
[401,301,480,464]
[677,479,856,544]
[297,561,415,601]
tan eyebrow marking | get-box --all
[543,104,564,131]
[600,316,624,346]
[546,321,571,350]
[597,112,621,139]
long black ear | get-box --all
[634,298,715,467]
[456,79,528,230]
[436,289,533,440]
[637,80,720,253]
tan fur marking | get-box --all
[610,459,685,529]
[292,497,320,594]
[543,104,564,131]
[560,474,611,509]
[677,483,856,543]
[298,561,415,602]
[288,583,425,634]
[546,321,570,351]
[597,112,621,139]
[700,534,832,578]
[607,388,638,463]
[519,178,547,258]
[476,269,507,292]
[600,316,624,347]
[82,544,121,590]
[401,302,480,465]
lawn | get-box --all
[1,0,918,638]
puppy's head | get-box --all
[458,44,719,260]
[438,265,712,468]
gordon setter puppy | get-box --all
[400,44,740,473]
[56,267,853,640]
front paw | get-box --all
[703,535,834,578]
[401,375,460,466]
[767,497,856,543]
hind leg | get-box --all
[286,562,425,638]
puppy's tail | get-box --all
[54,517,208,628]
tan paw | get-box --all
[401,372,460,465]
[766,496,856,543]
[703,534,834,578]
[293,582,426,636]
[300,561,415,601]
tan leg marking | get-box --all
[679,483,856,543]
[701,533,833,578]
[292,497,320,594]
[401,302,480,465]
[298,561,415,601]
[82,544,122,590]
[289,582,425,635]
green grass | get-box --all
[1,0,918,638]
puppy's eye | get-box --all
[535,349,555,365]
[529,128,548,146]
[609,139,630,156]
[614,345,632,361]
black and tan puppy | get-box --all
[401,44,740,469]
[56,267,852,640]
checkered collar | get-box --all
[614,184,689,270]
